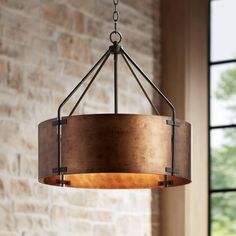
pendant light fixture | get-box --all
[38,0,191,189]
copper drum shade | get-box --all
[38,114,191,189]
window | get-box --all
[209,0,236,235]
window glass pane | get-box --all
[211,0,236,61]
[211,128,236,189]
[210,63,236,126]
[211,192,236,236]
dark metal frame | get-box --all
[208,0,236,235]
[53,41,178,185]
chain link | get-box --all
[113,11,119,22]
[113,0,119,32]
[110,0,122,44]
[113,0,119,5]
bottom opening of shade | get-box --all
[39,173,191,189]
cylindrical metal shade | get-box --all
[38,114,191,188]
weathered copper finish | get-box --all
[38,118,58,180]
[38,114,191,189]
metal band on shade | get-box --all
[38,114,191,189]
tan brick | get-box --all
[0,177,5,198]
[0,120,20,145]
[0,0,22,10]
[92,0,112,23]
[123,0,157,18]
[68,207,113,222]
[0,201,15,230]
[63,61,89,78]
[0,148,19,175]
[15,215,49,230]
[25,67,43,87]
[89,210,113,222]
[50,188,70,204]
[21,231,56,236]
[69,221,92,235]
[85,18,106,39]
[67,206,89,219]
[6,62,24,92]
[0,39,26,60]
[125,11,153,36]
[0,24,3,35]
[122,29,154,56]
[0,59,8,86]
[26,68,65,94]
[73,11,85,34]
[116,215,142,235]
[42,3,73,29]
[68,0,96,13]
[2,94,26,125]
[82,101,110,114]
[14,201,48,214]
[118,191,153,213]
[93,224,115,236]
[3,26,28,44]
[10,178,32,198]
[68,190,98,207]
[33,182,49,199]
[90,40,108,56]
[31,37,57,56]
[86,83,112,106]
[20,155,38,178]
[98,191,124,210]
[41,57,63,74]
[50,205,67,225]
[0,9,30,31]
[19,123,38,151]
[57,33,91,63]
[0,232,17,236]
[34,22,56,39]
[0,0,40,16]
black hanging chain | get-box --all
[113,0,119,33]
[110,0,122,44]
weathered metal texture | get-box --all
[38,118,58,180]
[38,114,191,189]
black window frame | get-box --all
[208,0,236,235]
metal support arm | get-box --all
[56,48,111,179]
[69,50,112,116]
[120,48,176,120]
[120,52,160,115]
[121,48,177,176]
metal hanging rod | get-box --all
[69,49,112,116]
[120,52,160,115]
[58,45,175,119]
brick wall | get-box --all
[0,0,161,235]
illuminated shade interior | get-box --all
[41,174,190,189]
